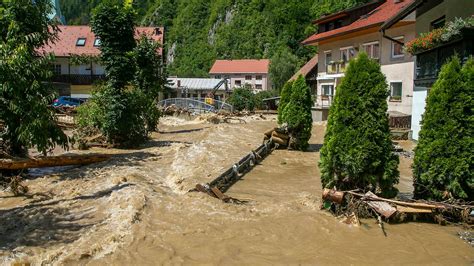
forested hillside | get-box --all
[60,0,369,89]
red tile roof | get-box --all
[303,0,414,45]
[39,25,164,57]
[209,59,270,74]
[290,55,318,81]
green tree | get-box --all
[413,57,473,200]
[0,0,67,157]
[77,1,163,146]
[269,48,300,91]
[228,85,256,111]
[277,81,294,124]
[281,75,313,151]
[319,53,399,198]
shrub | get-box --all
[281,75,313,151]
[277,81,293,124]
[228,85,256,111]
[255,90,278,110]
[319,53,399,198]
[413,57,473,201]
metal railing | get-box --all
[326,61,347,74]
[158,98,233,113]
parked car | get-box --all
[52,96,85,108]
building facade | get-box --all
[209,59,271,92]
[303,0,416,125]
[40,25,164,98]
[381,0,474,140]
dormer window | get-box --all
[94,38,101,47]
[76,38,86,46]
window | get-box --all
[245,75,252,80]
[256,75,262,80]
[363,42,379,60]
[321,85,334,96]
[76,38,86,46]
[256,84,262,90]
[391,36,404,58]
[389,82,402,101]
[235,80,241,86]
[215,75,221,79]
[340,47,356,62]
[325,51,332,67]
[94,38,101,47]
[431,16,445,30]
[51,64,61,75]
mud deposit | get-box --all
[1,116,472,265]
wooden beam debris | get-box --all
[0,154,112,170]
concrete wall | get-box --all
[211,73,271,92]
[416,0,474,35]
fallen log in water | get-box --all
[0,154,112,170]
[322,188,474,226]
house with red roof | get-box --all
[303,0,416,123]
[40,25,163,98]
[209,59,271,92]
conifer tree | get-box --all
[277,80,293,124]
[281,75,313,151]
[413,57,473,201]
[319,53,399,198]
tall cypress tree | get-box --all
[413,57,473,201]
[277,80,294,124]
[281,75,313,151]
[319,53,399,198]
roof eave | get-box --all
[302,23,382,46]
[380,0,423,30]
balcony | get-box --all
[326,61,347,74]
[415,28,474,87]
[52,74,106,85]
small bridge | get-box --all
[158,98,233,113]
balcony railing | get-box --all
[52,74,106,85]
[326,61,347,74]
[415,28,474,87]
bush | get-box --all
[281,75,313,151]
[413,57,473,201]
[319,53,399,198]
[255,90,278,110]
[228,85,256,111]
[277,81,293,124]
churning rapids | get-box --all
[0,115,472,265]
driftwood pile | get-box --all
[0,154,111,171]
[263,127,290,148]
[322,188,474,230]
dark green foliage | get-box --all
[228,86,256,112]
[270,48,300,91]
[255,90,278,110]
[77,1,163,146]
[59,0,370,78]
[91,1,136,89]
[413,57,473,201]
[319,53,399,198]
[281,76,312,151]
[0,0,67,157]
[277,81,294,124]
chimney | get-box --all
[154,27,162,35]
[394,0,403,3]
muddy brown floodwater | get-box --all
[0,115,472,265]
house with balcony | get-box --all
[209,59,271,92]
[303,0,416,124]
[381,0,474,139]
[40,25,164,98]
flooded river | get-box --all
[0,116,472,265]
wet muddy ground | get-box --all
[0,115,472,265]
